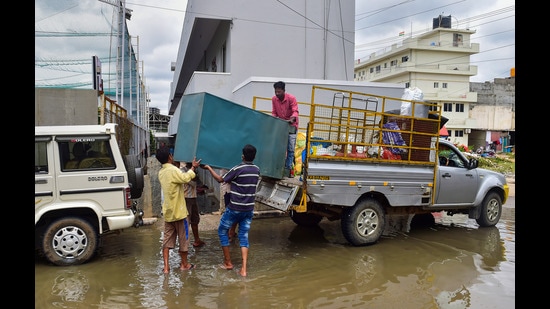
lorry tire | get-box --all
[42,217,98,266]
[123,155,144,199]
[341,199,385,246]
[475,192,502,227]
[290,210,323,227]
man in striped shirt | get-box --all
[201,144,260,277]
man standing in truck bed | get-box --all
[272,81,299,177]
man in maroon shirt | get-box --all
[272,81,299,177]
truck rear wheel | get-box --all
[341,199,385,246]
[290,210,323,227]
[475,192,502,227]
[42,217,98,266]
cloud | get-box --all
[35,0,514,115]
[354,0,515,82]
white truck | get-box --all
[256,86,509,246]
[35,123,145,265]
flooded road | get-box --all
[35,201,514,308]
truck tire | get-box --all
[290,210,323,227]
[475,192,502,227]
[123,155,144,199]
[42,217,98,266]
[341,199,385,246]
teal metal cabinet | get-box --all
[174,92,289,179]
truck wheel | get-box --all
[475,192,502,227]
[123,154,144,199]
[42,217,98,266]
[290,210,323,227]
[341,199,385,246]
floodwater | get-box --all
[35,200,514,309]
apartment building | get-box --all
[354,15,480,148]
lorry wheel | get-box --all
[475,192,502,227]
[42,217,98,266]
[341,199,385,246]
[290,210,323,227]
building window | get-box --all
[443,103,452,112]
[405,82,410,88]
[402,56,409,62]
[442,83,448,88]
[454,130,464,137]
[384,63,387,68]
[428,104,438,112]
[455,103,464,112]
[391,60,397,66]
[370,68,374,73]
[375,65,381,73]
[434,82,439,88]
[453,33,463,47]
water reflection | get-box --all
[36,213,514,308]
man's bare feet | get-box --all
[239,269,247,277]
[163,268,170,274]
[193,240,206,247]
[180,263,195,271]
[219,263,234,270]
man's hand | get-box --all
[288,117,296,124]
[191,157,202,168]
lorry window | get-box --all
[60,139,115,171]
[35,140,49,174]
[438,145,465,168]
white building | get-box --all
[167,0,363,135]
[353,15,479,147]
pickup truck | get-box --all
[255,86,509,246]
[35,123,145,265]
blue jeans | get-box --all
[218,208,253,247]
[286,133,297,171]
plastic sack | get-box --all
[400,87,424,116]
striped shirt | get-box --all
[222,162,260,212]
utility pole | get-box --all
[98,0,132,109]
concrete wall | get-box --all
[35,88,98,126]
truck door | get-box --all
[435,144,478,205]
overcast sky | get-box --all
[35,0,515,116]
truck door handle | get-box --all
[442,173,451,178]
[35,179,48,184]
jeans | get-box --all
[218,208,253,247]
[286,133,297,171]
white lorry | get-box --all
[35,123,145,265]
[256,86,509,246]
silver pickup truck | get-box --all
[256,86,509,246]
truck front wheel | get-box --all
[341,199,385,246]
[475,192,502,227]
[42,217,98,266]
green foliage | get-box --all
[477,153,515,176]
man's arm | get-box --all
[201,164,224,183]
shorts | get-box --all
[163,218,190,252]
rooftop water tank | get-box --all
[433,15,452,29]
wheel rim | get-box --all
[356,209,379,237]
[486,198,500,222]
[52,226,88,259]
